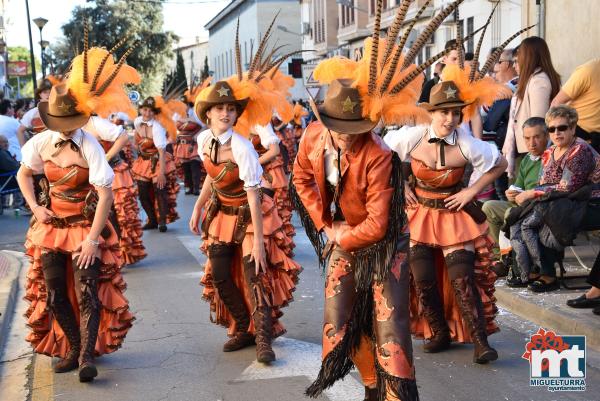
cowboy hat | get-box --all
[309,79,377,135]
[194,81,248,125]
[139,96,161,114]
[419,80,473,111]
[38,83,90,132]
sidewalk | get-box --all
[495,234,600,351]
[0,250,24,354]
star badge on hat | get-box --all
[341,96,357,113]
[217,86,230,97]
[57,101,73,112]
[444,86,457,99]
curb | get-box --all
[0,250,24,354]
[495,284,600,351]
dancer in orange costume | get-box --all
[16,34,137,382]
[190,17,302,364]
[131,96,180,232]
[385,81,506,363]
[250,123,295,239]
[85,116,146,265]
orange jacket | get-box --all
[292,121,393,252]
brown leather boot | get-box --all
[214,279,254,352]
[451,276,498,364]
[41,252,81,373]
[75,260,101,382]
[254,306,275,363]
[415,280,451,353]
[137,181,158,230]
[154,186,169,232]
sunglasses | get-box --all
[547,125,570,133]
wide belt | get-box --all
[416,195,449,210]
[177,138,194,145]
[48,214,89,228]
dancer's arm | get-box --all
[156,148,167,189]
[77,186,113,269]
[189,175,213,235]
[105,133,129,161]
[259,143,279,165]
[247,187,267,275]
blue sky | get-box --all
[4,0,230,49]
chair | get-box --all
[0,169,20,215]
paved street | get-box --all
[1,192,600,401]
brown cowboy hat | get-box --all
[308,79,377,135]
[38,83,90,132]
[194,81,248,125]
[419,80,473,111]
[34,78,53,100]
[139,96,161,114]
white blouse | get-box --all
[83,116,124,142]
[197,128,263,189]
[133,116,168,149]
[384,124,501,177]
[20,129,115,188]
[19,107,39,128]
[253,123,281,148]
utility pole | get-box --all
[25,0,38,92]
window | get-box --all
[466,17,474,53]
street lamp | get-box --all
[277,25,302,37]
[33,17,48,79]
[40,40,49,78]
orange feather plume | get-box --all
[185,77,212,103]
[153,96,179,142]
[46,74,64,86]
[293,103,308,126]
[68,47,140,119]
[441,64,512,121]
[313,37,428,126]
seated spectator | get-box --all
[0,134,19,191]
[0,99,21,161]
[506,105,600,292]
[482,117,547,277]
[551,58,600,153]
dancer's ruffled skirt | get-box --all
[24,221,134,357]
[407,205,499,343]
[199,194,301,337]
[112,161,146,264]
[265,156,295,239]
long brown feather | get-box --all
[91,36,129,92]
[396,0,430,57]
[95,43,138,96]
[478,25,535,78]
[260,43,286,71]
[248,11,280,79]
[235,18,243,81]
[380,0,413,71]
[469,2,498,82]
[455,9,465,69]
[391,47,454,94]
[83,19,89,84]
[402,0,465,69]
[368,0,384,95]
[380,0,431,93]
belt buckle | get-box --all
[51,216,68,228]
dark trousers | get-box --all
[583,200,600,288]
[182,160,201,193]
[575,125,600,153]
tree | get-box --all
[162,51,187,96]
[59,0,178,96]
[201,56,210,82]
[7,46,41,98]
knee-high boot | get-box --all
[137,180,157,230]
[409,245,450,353]
[74,258,101,382]
[154,185,169,232]
[41,252,80,373]
[446,250,498,364]
[209,244,254,352]
[243,256,275,363]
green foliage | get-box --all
[162,51,187,98]
[201,55,210,82]
[7,46,41,98]
[59,0,178,95]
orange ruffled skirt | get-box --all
[112,160,146,265]
[131,155,180,224]
[200,194,301,338]
[265,156,295,240]
[407,205,499,343]
[24,221,134,358]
